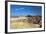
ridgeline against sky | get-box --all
[10,5,42,16]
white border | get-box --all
[7,2,44,32]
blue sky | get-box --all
[10,5,42,16]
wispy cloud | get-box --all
[16,8,24,10]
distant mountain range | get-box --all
[10,15,41,18]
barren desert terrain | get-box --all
[10,16,42,29]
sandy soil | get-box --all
[10,19,40,29]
